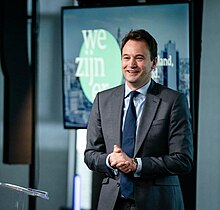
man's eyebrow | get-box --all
[122,53,129,57]
[122,53,144,56]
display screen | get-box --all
[61,2,191,129]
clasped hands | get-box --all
[109,145,137,174]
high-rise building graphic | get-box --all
[63,60,92,127]
[152,40,190,105]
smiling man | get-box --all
[84,29,193,210]
[121,38,157,90]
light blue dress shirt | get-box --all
[123,80,151,175]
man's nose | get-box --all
[130,58,137,68]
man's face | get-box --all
[122,40,157,90]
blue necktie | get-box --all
[120,91,138,199]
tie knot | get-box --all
[130,91,138,99]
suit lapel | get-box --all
[134,83,161,156]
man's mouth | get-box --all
[127,70,139,74]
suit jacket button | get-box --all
[117,183,120,187]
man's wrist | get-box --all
[132,158,138,172]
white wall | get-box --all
[197,0,220,209]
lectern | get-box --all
[0,182,49,210]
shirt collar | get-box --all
[124,79,151,98]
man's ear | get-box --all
[151,57,157,69]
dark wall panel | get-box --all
[0,0,33,164]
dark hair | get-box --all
[121,29,158,61]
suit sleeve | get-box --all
[84,93,115,177]
[140,93,193,178]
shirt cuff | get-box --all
[134,158,142,177]
[106,154,118,176]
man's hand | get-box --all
[109,145,137,173]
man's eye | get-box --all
[136,57,144,60]
[123,56,130,60]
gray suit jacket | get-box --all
[84,79,193,210]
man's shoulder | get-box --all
[151,80,182,97]
[99,84,124,96]
[94,85,124,108]
[150,81,186,105]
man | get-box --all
[84,29,193,210]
